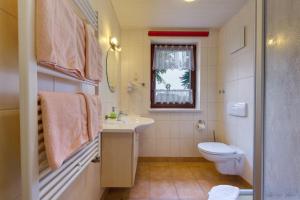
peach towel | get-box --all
[85,23,103,82]
[39,92,89,170]
[36,0,86,80]
[80,93,101,140]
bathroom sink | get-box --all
[102,115,154,133]
[104,119,126,125]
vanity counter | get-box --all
[102,115,154,133]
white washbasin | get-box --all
[104,119,126,125]
[102,115,154,133]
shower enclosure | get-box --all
[255,0,300,199]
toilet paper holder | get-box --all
[196,120,206,130]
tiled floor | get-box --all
[103,161,252,200]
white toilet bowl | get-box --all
[198,142,244,175]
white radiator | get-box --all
[19,0,100,199]
[37,101,100,200]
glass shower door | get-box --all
[264,0,300,199]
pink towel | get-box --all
[85,23,103,82]
[39,92,89,170]
[80,93,101,140]
[36,0,86,80]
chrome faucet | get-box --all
[117,111,128,121]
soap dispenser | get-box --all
[109,106,117,119]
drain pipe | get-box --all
[213,130,216,142]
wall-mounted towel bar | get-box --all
[37,99,100,200]
[39,137,99,200]
[19,0,101,199]
[73,0,99,33]
[37,66,99,86]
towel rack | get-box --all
[37,0,100,87]
[37,66,99,86]
[37,98,100,200]
[72,0,99,35]
[19,0,101,199]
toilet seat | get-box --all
[198,142,237,155]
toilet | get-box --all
[197,142,244,175]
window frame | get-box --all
[150,43,197,109]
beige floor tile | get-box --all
[128,180,150,199]
[136,165,150,180]
[104,161,252,200]
[148,162,170,167]
[173,180,206,199]
[150,180,179,200]
[150,166,172,181]
[170,166,194,181]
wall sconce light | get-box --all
[109,37,122,52]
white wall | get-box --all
[218,0,255,184]
[0,1,21,199]
[91,0,122,117]
[120,29,220,157]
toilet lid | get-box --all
[198,142,237,155]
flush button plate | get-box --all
[228,102,248,117]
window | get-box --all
[151,44,196,108]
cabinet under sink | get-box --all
[100,116,154,187]
[101,131,139,187]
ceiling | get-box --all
[110,0,248,28]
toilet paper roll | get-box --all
[196,120,206,130]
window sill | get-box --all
[148,108,202,113]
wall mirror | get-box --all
[106,37,121,93]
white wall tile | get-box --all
[169,121,181,138]
[170,139,180,157]
[207,83,218,102]
[200,66,208,85]
[151,113,170,121]
[193,137,202,157]
[155,138,170,157]
[238,77,254,104]
[208,67,217,84]
[179,138,195,157]
[208,47,218,66]
[200,47,208,67]
[169,113,194,121]
[208,30,219,48]
[207,102,218,120]
[179,121,194,138]
[237,50,255,79]
[139,138,156,157]
[218,0,255,184]
[155,121,171,138]
[140,124,155,139]
[121,29,219,158]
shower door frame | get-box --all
[254,0,265,199]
